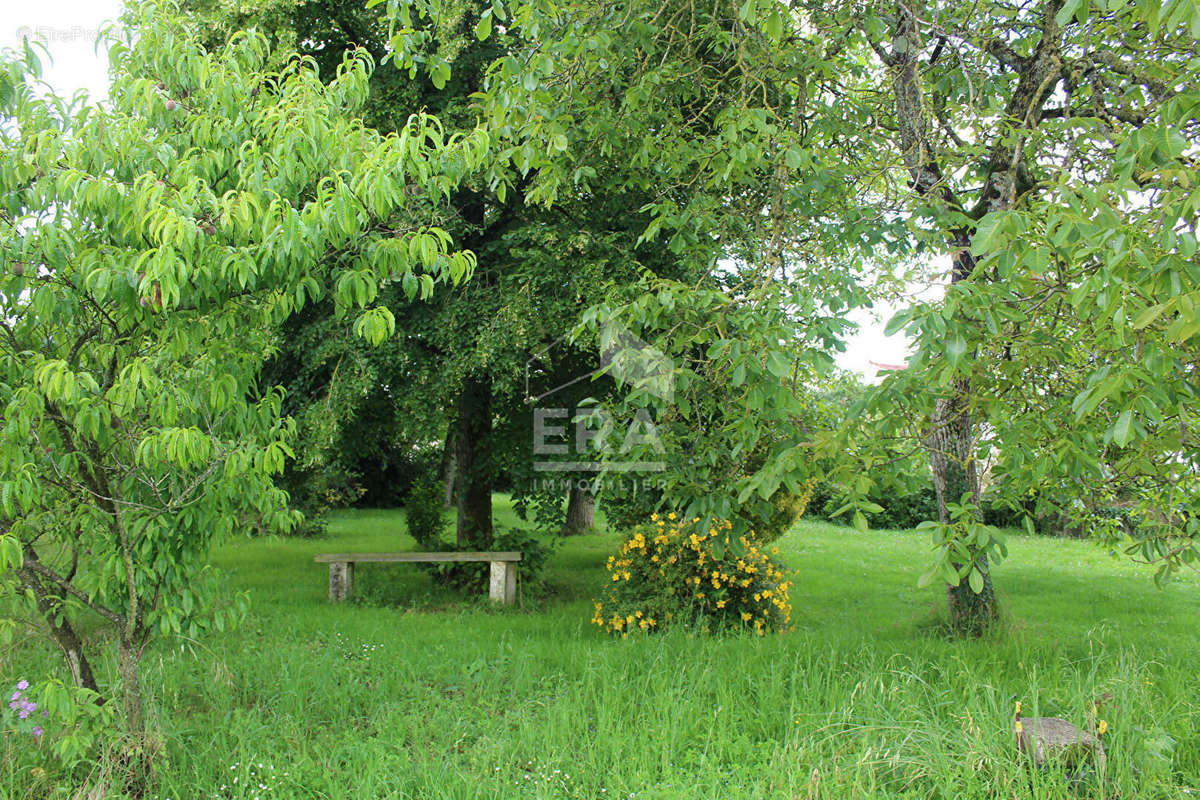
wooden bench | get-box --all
[313,552,523,604]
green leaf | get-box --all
[883,309,912,337]
[766,350,790,379]
[764,10,783,39]
[1056,0,1082,26]
[946,332,968,367]
[475,10,493,41]
[968,567,984,594]
[829,502,854,519]
[710,537,726,560]
[1111,409,1134,447]
[917,565,939,589]
[852,510,868,533]
[970,213,1003,256]
[1132,303,1166,329]
[431,60,451,90]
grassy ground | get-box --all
[3,496,1199,799]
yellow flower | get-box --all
[716,599,727,609]
[1098,719,1108,736]
[668,512,677,520]
[1014,701,1022,715]
[650,513,659,521]
[1014,720,1023,734]
[741,611,752,621]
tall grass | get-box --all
[2,498,1197,798]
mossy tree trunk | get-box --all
[17,552,102,696]
[455,376,493,549]
[117,639,144,736]
[928,378,997,636]
[564,483,595,534]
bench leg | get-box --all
[329,561,353,602]
[489,561,516,605]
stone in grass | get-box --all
[1014,701,1107,776]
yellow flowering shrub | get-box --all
[591,513,793,636]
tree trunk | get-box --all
[455,376,493,549]
[927,377,998,636]
[884,0,1070,636]
[440,426,457,509]
[564,483,595,534]
[117,638,144,736]
[18,564,102,696]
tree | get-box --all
[189,0,701,547]
[375,0,894,550]
[185,0,499,534]
[0,3,484,739]
[461,0,1200,631]
[810,0,1200,632]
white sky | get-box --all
[1,0,917,379]
[839,303,914,379]
[1,0,124,103]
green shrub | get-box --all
[405,477,448,549]
[870,487,939,529]
[600,482,665,531]
[593,514,793,636]
[0,678,116,788]
[424,528,555,597]
[809,480,939,530]
[742,478,817,543]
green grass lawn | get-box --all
[3,496,1199,799]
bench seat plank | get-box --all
[314,551,522,564]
